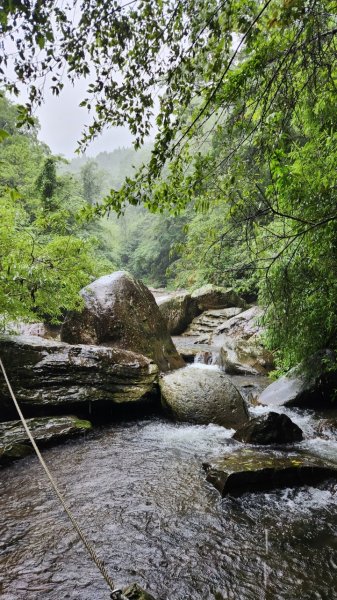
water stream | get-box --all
[1,389,337,599]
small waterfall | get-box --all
[194,350,219,366]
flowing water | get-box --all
[1,396,337,600]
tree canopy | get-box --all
[1,0,337,371]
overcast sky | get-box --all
[35,78,135,159]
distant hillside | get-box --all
[62,144,152,193]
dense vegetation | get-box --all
[1,0,337,373]
[0,96,116,325]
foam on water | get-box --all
[187,362,220,371]
[138,420,236,457]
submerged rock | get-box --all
[203,448,337,496]
[61,271,184,372]
[233,412,303,445]
[123,583,157,600]
[157,292,199,335]
[160,365,248,428]
[0,335,159,418]
[0,415,92,464]
[191,284,246,312]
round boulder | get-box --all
[61,271,184,372]
[160,365,248,428]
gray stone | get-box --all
[184,307,243,339]
[0,335,159,418]
[203,448,337,496]
[219,337,274,376]
[232,412,303,445]
[160,365,248,428]
[123,583,157,600]
[191,284,246,312]
[214,306,263,341]
[157,292,199,335]
[0,415,92,464]
[61,271,184,372]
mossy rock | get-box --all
[203,448,337,496]
[0,415,92,465]
[123,583,157,600]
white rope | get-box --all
[0,357,117,595]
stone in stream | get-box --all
[191,284,246,312]
[203,448,337,496]
[0,415,92,464]
[61,271,184,372]
[157,292,199,335]
[219,336,274,376]
[123,583,157,600]
[160,365,248,428]
[258,350,337,408]
[0,335,159,419]
[232,412,303,445]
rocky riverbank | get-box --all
[1,271,337,496]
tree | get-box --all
[80,160,102,205]
[1,1,337,371]
[0,96,114,325]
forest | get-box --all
[1,2,337,599]
[0,0,336,371]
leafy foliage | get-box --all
[0,96,114,325]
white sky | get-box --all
[35,78,134,158]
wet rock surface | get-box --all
[232,412,303,445]
[61,271,184,372]
[160,365,248,428]
[203,448,337,496]
[157,292,199,335]
[0,335,159,418]
[219,337,274,376]
[0,415,92,464]
[212,305,263,342]
[191,285,246,312]
[184,307,243,340]
[123,583,157,600]
[258,352,337,408]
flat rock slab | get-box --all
[0,335,159,416]
[0,415,92,464]
[203,448,337,496]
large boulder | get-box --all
[203,448,337,496]
[157,292,199,335]
[61,271,184,372]
[160,365,248,428]
[0,335,159,418]
[219,337,274,376]
[258,351,337,408]
[191,284,246,312]
[232,412,303,445]
[0,415,92,464]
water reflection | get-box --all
[0,418,337,599]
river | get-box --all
[1,386,337,600]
